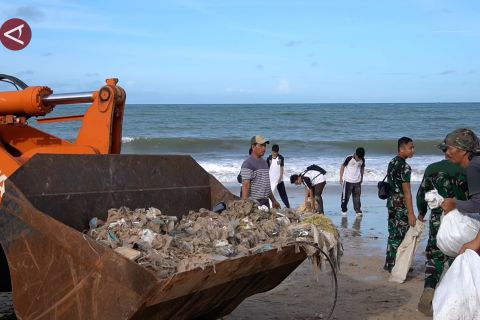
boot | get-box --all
[418,287,434,316]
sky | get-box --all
[1,0,480,104]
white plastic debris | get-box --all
[437,209,480,257]
[109,218,126,228]
[214,240,229,247]
[425,189,444,210]
[140,229,155,245]
[258,205,269,212]
[433,249,480,319]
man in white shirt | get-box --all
[340,147,365,217]
[267,144,290,208]
[290,164,327,214]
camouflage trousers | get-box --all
[384,207,409,272]
[424,209,455,289]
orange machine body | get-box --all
[0,79,126,177]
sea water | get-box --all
[34,103,480,184]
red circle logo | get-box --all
[0,18,32,51]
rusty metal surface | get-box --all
[8,154,216,231]
[0,181,159,319]
[133,246,305,320]
[0,154,307,319]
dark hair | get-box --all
[272,144,279,152]
[355,147,365,159]
[248,147,252,155]
[398,137,413,152]
[290,174,299,184]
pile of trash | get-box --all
[87,200,342,279]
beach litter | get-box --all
[86,200,342,279]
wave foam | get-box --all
[197,155,441,184]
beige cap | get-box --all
[250,135,269,145]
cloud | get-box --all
[440,70,455,75]
[276,78,290,94]
[286,40,302,47]
[15,6,45,22]
[310,62,318,68]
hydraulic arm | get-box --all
[0,75,126,176]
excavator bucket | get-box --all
[0,154,306,319]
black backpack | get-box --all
[300,164,327,182]
[305,164,327,175]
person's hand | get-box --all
[339,178,343,185]
[277,179,282,185]
[417,214,425,222]
[459,238,480,255]
[441,198,457,214]
[408,214,416,227]
[272,200,281,209]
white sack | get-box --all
[389,220,424,283]
[433,249,480,320]
[437,209,480,257]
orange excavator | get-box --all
[0,75,307,319]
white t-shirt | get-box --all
[342,155,364,183]
[268,155,283,192]
[303,170,326,185]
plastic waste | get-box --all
[433,249,480,319]
[389,220,424,283]
[425,189,444,210]
[140,229,155,245]
[437,209,480,257]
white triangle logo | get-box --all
[4,24,24,45]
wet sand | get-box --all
[227,183,432,319]
[0,184,432,319]
[228,222,431,319]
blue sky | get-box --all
[1,0,479,103]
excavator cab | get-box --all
[0,75,306,319]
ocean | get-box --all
[34,103,480,184]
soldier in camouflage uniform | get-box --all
[384,137,416,272]
[416,159,468,315]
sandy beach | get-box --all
[0,183,432,320]
[227,183,432,319]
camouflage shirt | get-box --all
[416,159,468,216]
[387,155,411,208]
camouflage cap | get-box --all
[438,128,480,153]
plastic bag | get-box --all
[437,209,480,257]
[433,249,480,320]
[425,189,443,210]
[389,220,424,283]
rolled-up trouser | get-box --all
[313,181,326,213]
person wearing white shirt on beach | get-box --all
[267,144,290,208]
[340,147,365,217]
